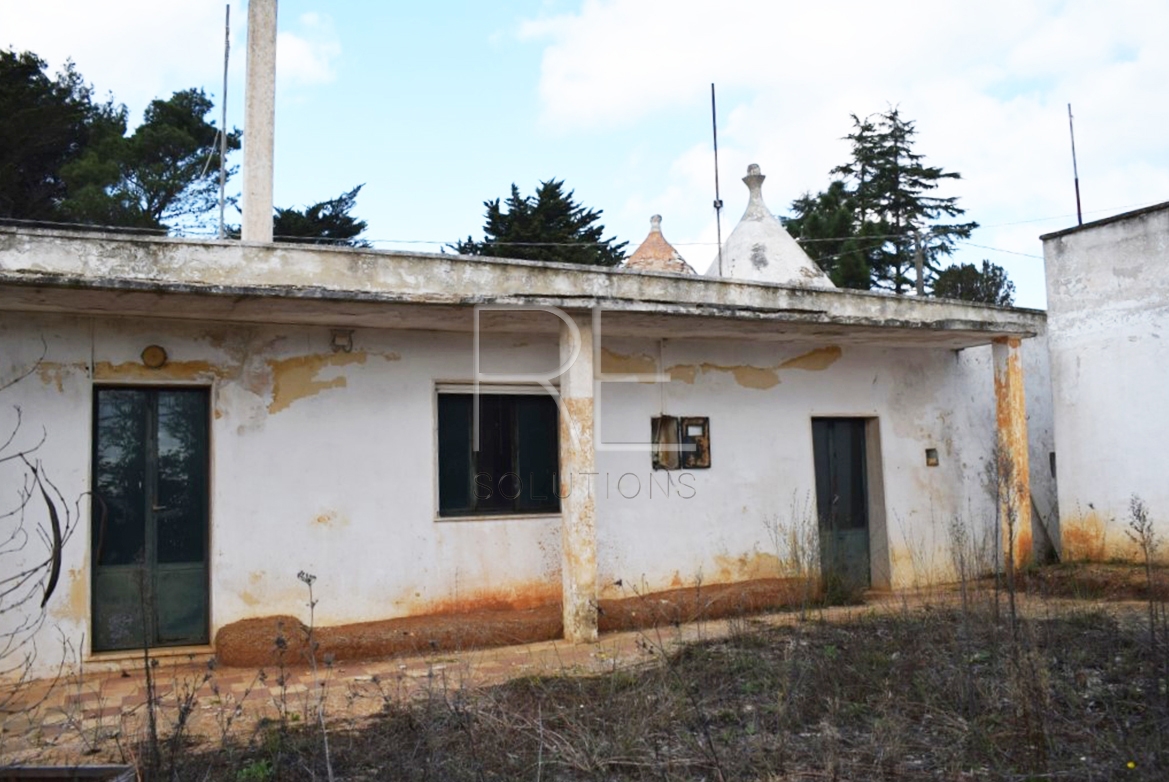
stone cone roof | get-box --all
[704,164,834,288]
[624,215,695,275]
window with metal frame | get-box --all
[437,391,560,517]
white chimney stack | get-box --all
[242,0,278,243]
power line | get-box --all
[956,242,1044,260]
[5,196,1161,258]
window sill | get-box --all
[434,513,561,523]
[85,644,216,667]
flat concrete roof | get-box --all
[0,227,1045,348]
[1040,200,1169,242]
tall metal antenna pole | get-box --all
[1067,103,1082,226]
[711,83,724,276]
[218,4,230,239]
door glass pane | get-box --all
[156,390,208,563]
[93,389,148,566]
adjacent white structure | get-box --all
[1042,201,1169,561]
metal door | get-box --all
[812,418,871,591]
[92,387,209,651]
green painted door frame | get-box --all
[91,387,209,651]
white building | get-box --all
[0,173,1057,674]
[1042,200,1169,561]
[0,0,1060,676]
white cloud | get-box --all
[0,2,342,117]
[522,0,1169,306]
[0,0,231,114]
[277,12,341,88]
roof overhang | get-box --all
[0,228,1045,348]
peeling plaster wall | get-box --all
[0,313,564,678]
[1043,205,1169,561]
[592,334,1055,592]
[0,310,1054,678]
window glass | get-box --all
[156,390,208,563]
[437,392,560,517]
[93,389,148,566]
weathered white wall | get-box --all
[0,311,1055,678]
[1043,205,1169,561]
[0,314,566,677]
[592,333,1055,595]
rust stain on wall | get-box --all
[36,362,78,392]
[668,364,698,384]
[93,359,227,382]
[713,551,783,583]
[1061,513,1111,561]
[403,580,562,616]
[779,345,842,371]
[600,348,657,375]
[52,567,87,621]
[266,352,368,414]
[992,336,1032,568]
[312,510,349,529]
[1015,529,1033,568]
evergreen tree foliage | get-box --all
[60,88,240,230]
[272,185,369,246]
[452,179,626,266]
[932,260,1015,305]
[0,50,123,223]
[785,108,980,294]
[786,181,873,289]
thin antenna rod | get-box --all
[1067,103,1082,226]
[218,4,230,239]
[711,83,724,276]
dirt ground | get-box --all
[214,577,814,667]
[4,564,1167,780]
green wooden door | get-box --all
[92,387,209,651]
[812,418,871,592]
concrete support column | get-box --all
[992,337,1033,568]
[242,0,278,243]
[558,313,598,643]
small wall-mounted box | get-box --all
[651,416,712,470]
[925,448,939,467]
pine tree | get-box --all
[785,181,873,289]
[60,88,240,230]
[273,185,369,247]
[786,108,980,294]
[0,50,124,223]
[452,179,626,266]
[933,260,1015,305]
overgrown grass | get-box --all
[143,598,1168,781]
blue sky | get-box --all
[4,0,1168,308]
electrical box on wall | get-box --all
[651,416,711,470]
